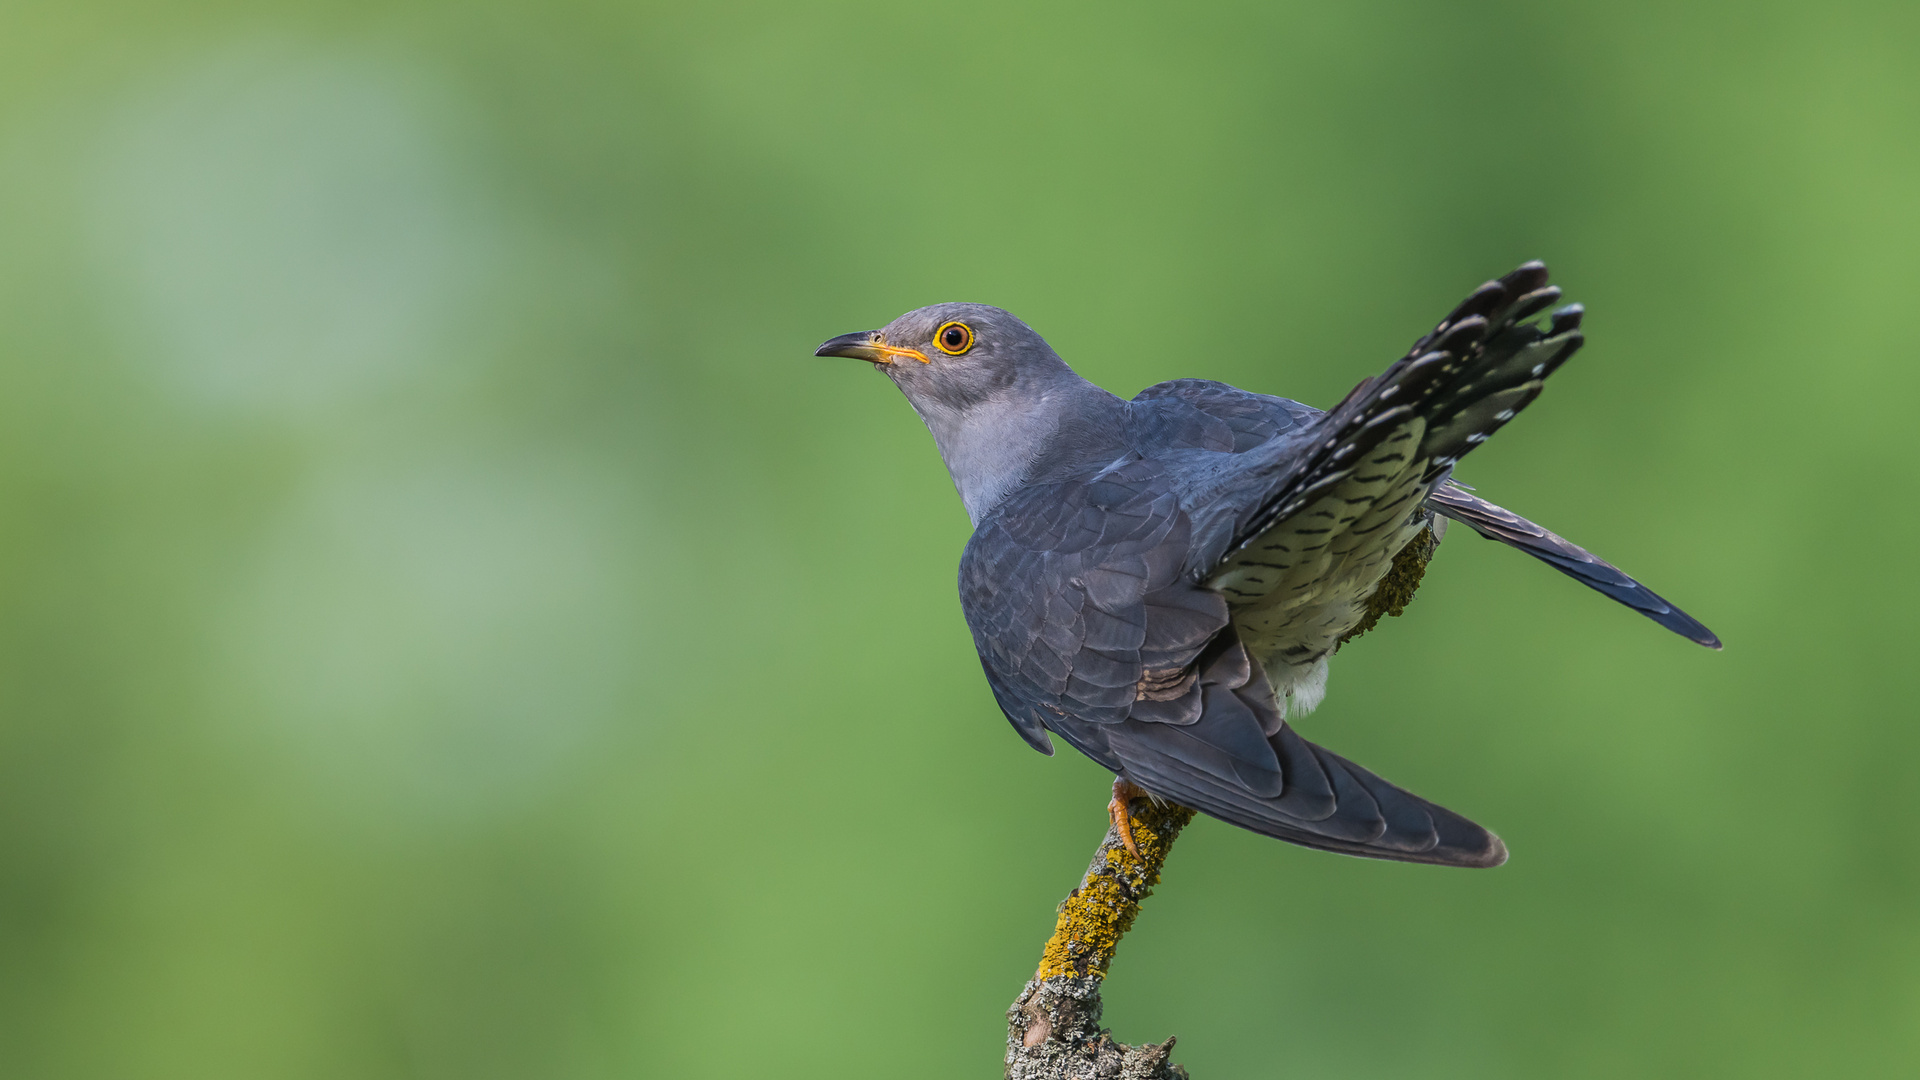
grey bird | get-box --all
[816,262,1717,868]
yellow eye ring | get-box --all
[933,321,975,356]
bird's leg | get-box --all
[1108,777,1147,861]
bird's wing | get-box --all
[961,454,1506,867]
[1426,484,1721,647]
[960,453,1225,757]
[1166,264,1583,677]
[1199,261,1585,590]
[1036,627,1507,867]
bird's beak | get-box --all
[814,331,929,364]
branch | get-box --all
[1005,794,1197,1079]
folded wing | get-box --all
[1044,628,1507,867]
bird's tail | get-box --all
[1428,485,1721,648]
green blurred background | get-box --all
[0,1,1914,1076]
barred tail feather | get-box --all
[1428,485,1722,648]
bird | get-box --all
[814,262,1717,868]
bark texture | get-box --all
[1005,795,1196,1079]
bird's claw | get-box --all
[1108,778,1145,861]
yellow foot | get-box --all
[1108,778,1146,860]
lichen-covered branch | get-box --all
[1005,795,1196,1079]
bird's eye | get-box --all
[934,321,975,356]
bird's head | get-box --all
[814,302,1076,418]
[814,302,1113,522]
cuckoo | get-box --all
[816,262,1717,867]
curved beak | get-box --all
[814,331,929,364]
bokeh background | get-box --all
[0,2,1914,1077]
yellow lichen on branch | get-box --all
[1036,798,1196,980]
[1009,794,1196,1077]
[1338,524,1436,647]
